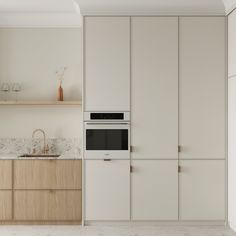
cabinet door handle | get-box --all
[49,190,55,194]
[178,165,181,173]
[130,146,133,152]
[178,145,183,153]
[130,165,133,173]
[87,122,129,125]
[104,159,111,161]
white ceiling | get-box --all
[0,0,236,27]
[1,0,235,15]
[77,0,226,15]
[222,0,236,12]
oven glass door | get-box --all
[84,123,130,159]
[86,129,128,150]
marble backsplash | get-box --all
[0,138,81,156]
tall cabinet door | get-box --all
[132,160,178,220]
[179,17,226,159]
[85,17,130,111]
[131,17,178,160]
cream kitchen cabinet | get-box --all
[85,160,130,220]
[83,16,226,223]
[131,160,178,220]
[85,17,130,111]
[179,160,225,220]
[179,17,226,160]
[131,17,178,159]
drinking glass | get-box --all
[12,83,21,101]
[1,83,10,101]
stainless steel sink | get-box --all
[18,154,60,158]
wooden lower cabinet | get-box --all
[12,160,82,223]
[0,191,12,220]
[14,160,82,190]
[14,190,82,221]
[0,160,82,223]
[0,160,13,221]
[0,160,12,189]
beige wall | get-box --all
[0,28,82,138]
[228,9,236,231]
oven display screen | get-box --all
[86,129,128,150]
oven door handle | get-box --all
[86,122,129,125]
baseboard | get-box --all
[85,220,226,226]
[229,222,236,232]
[0,221,82,225]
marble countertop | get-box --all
[0,138,82,160]
[0,153,82,160]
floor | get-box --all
[0,226,235,236]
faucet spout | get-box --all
[32,129,48,154]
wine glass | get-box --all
[12,83,21,101]
[1,83,10,101]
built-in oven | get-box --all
[84,112,130,159]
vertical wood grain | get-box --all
[0,191,12,220]
[0,160,12,189]
[14,190,82,221]
[14,160,82,190]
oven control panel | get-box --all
[84,112,130,121]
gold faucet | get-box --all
[32,129,49,154]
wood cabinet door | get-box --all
[179,17,226,159]
[0,160,12,189]
[179,160,225,220]
[131,17,178,159]
[14,190,82,221]
[85,160,130,220]
[131,160,178,220]
[85,17,130,111]
[0,191,12,220]
[14,160,82,190]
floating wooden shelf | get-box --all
[0,101,82,106]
